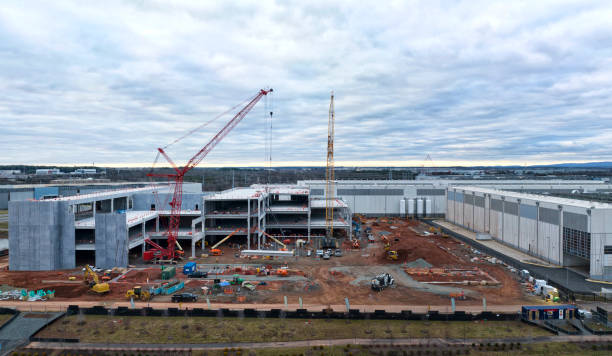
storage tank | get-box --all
[399,199,406,217]
[407,199,415,217]
[416,198,424,216]
[425,199,432,217]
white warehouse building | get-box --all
[447,186,612,281]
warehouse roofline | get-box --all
[453,186,612,209]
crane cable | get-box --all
[147,92,256,211]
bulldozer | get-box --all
[126,286,151,301]
[387,250,399,261]
[83,265,110,295]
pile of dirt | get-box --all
[405,258,433,268]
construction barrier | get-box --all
[65,305,520,321]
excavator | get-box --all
[83,265,110,295]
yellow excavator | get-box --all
[126,286,151,301]
[387,250,399,261]
[83,265,110,294]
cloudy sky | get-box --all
[1,1,611,167]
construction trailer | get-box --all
[521,305,577,321]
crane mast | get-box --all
[325,91,335,238]
[146,88,273,261]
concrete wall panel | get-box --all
[95,213,128,269]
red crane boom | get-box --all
[144,88,273,262]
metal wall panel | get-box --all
[504,201,518,216]
[9,190,34,201]
[474,196,485,208]
[520,204,537,220]
[337,188,404,196]
[539,207,560,225]
[464,195,474,205]
[563,211,588,232]
[416,189,445,196]
[491,199,503,212]
[0,192,8,209]
[310,189,324,196]
[455,192,464,203]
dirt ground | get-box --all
[0,218,539,307]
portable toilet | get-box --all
[534,279,547,295]
[161,266,176,280]
[183,262,197,275]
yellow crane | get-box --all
[325,91,335,238]
[83,265,110,294]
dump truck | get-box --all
[371,273,394,291]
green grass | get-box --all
[36,315,552,344]
[0,221,8,229]
[0,313,14,328]
[0,210,7,215]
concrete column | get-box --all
[110,198,114,212]
[141,222,146,255]
[307,197,311,243]
[247,198,251,250]
[156,217,159,232]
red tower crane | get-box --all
[143,88,273,262]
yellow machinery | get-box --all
[387,250,398,261]
[126,286,151,301]
[83,265,110,294]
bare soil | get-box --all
[0,218,536,306]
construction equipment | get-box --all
[210,228,245,252]
[253,228,287,249]
[183,262,197,275]
[387,250,398,261]
[210,249,223,256]
[241,281,256,291]
[231,274,244,285]
[145,88,273,262]
[371,273,395,291]
[126,286,151,301]
[83,265,110,295]
[276,268,289,276]
[325,91,335,238]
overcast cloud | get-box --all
[1,0,611,167]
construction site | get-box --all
[2,88,612,319]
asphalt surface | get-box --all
[0,312,64,356]
[429,220,612,294]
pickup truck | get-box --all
[187,271,208,278]
[171,293,198,303]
